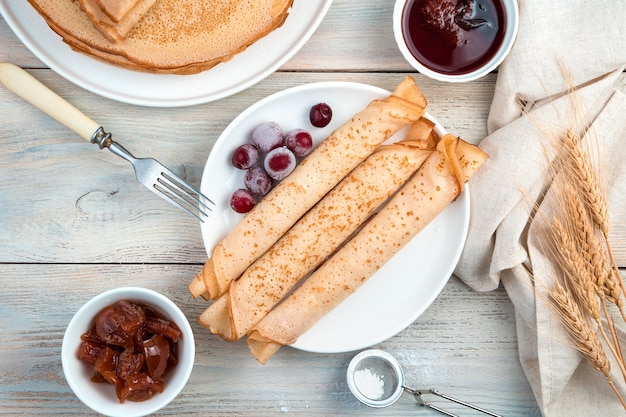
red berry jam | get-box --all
[402,0,506,75]
[77,301,181,403]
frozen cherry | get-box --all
[231,143,260,169]
[264,147,296,180]
[230,188,256,213]
[284,129,313,157]
[244,166,273,196]
[251,121,284,152]
[309,103,332,127]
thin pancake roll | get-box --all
[189,76,427,301]
[198,138,436,341]
[246,135,488,363]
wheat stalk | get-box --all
[565,187,619,300]
[549,282,626,408]
[550,218,599,318]
[559,130,626,302]
[528,68,626,408]
[549,215,626,373]
[561,130,610,235]
[559,136,626,315]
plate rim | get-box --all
[0,0,334,107]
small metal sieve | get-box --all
[346,349,502,417]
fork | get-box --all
[0,63,213,222]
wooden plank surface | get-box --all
[0,264,540,416]
[0,69,495,264]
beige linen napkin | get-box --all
[454,0,626,416]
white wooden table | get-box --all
[0,1,546,415]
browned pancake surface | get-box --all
[96,0,139,22]
[27,0,294,74]
[80,0,158,42]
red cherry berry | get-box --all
[230,188,256,213]
[264,147,296,180]
[251,121,284,152]
[231,143,260,169]
[284,129,313,157]
[244,166,273,196]
[309,103,332,127]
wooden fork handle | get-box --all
[0,63,101,142]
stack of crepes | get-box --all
[188,76,488,363]
[26,0,293,74]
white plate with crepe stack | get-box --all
[200,82,470,353]
[0,1,332,107]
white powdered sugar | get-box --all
[353,368,385,400]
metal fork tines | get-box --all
[92,127,214,222]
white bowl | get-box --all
[393,0,519,82]
[62,287,195,417]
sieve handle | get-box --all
[406,387,502,417]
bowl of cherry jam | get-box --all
[393,0,519,82]
[61,287,195,417]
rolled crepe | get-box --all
[247,135,488,363]
[405,116,438,150]
[189,76,427,301]
[199,138,436,341]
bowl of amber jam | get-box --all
[62,287,195,417]
[393,0,519,82]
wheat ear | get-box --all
[550,217,626,372]
[549,282,626,409]
[566,188,626,364]
[561,130,609,235]
[561,130,626,299]
[565,186,626,321]
[607,242,626,304]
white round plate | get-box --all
[0,1,332,107]
[200,82,470,353]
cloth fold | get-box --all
[486,0,626,133]
[454,0,626,415]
